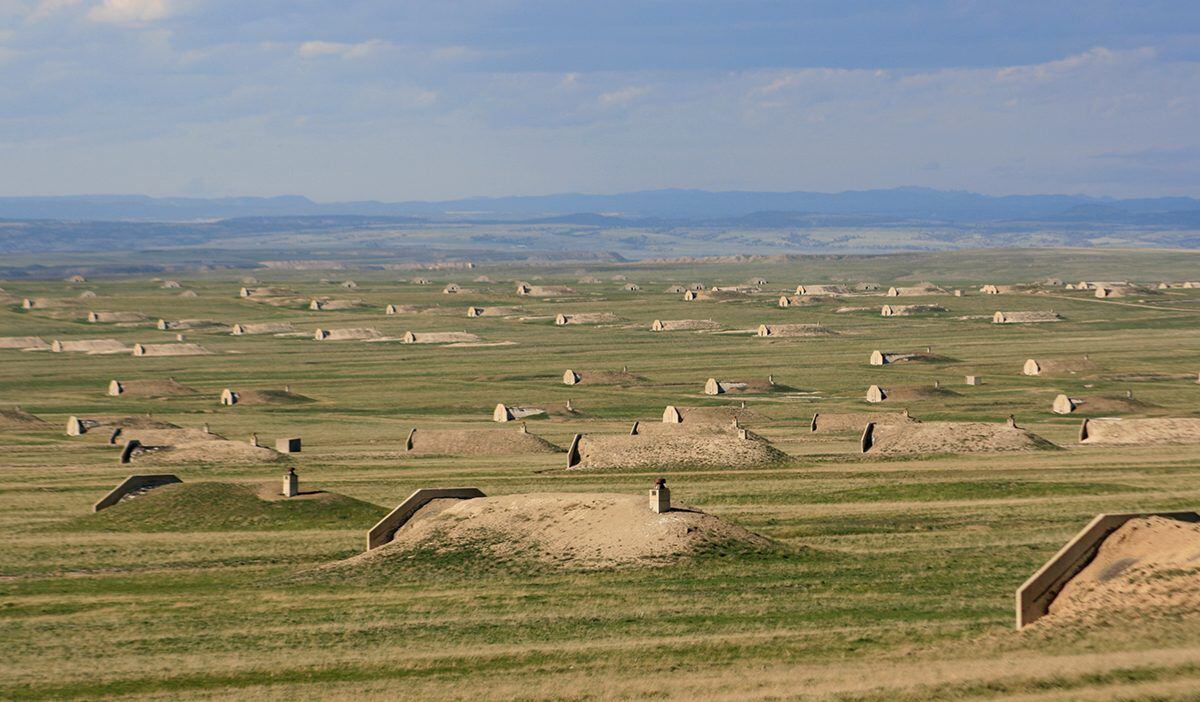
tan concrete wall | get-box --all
[1015,511,1200,629]
[93,474,181,512]
[366,487,486,551]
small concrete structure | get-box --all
[704,377,725,395]
[108,380,124,396]
[554,313,569,325]
[93,474,181,512]
[567,434,582,468]
[276,437,302,453]
[367,487,486,550]
[1052,394,1077,414]
[865,385,887,403]
[66,416,86,436]
[156,319,170,330]
[650,479,670,513]
[314,328,329,340]
[220,388,238,406]
[965,375,981,386]
[467,307,484,318]
[563,369,581,385]
[493,403,513,422]
[1015,511,1200,629]
[662,405,683,423]
[132,343,147,357]
[282,468,299,497]
[859,422,875,453]
[683,290,697,301]
[869,350,886,366]
[118,439,141,464]
[309,299,324,310]
[1023,359,1042,376]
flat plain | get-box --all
[3,248,1200,701]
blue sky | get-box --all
[1,0,1199,200]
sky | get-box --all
[1,0,1199,201]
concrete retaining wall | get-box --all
[93,474,181,512]
[366,487,485,551]
[1015,510,1200,629]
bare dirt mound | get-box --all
[315,327,383,341]
[571,433,788,469]
[1067,395,1155,415]
[231,322,295,335]
[0,336,49,350]
[0,407,48,429]
[1024,357,1098,376]
[134,343,211,357]
[655,406,768,428]
[1081,418,1200,446]
[88,311,147,323]
[109,379,197,398]
[867,421,1058,455]
[757,323,836,337]
[338,493,773,571]
[705,378,793,394]
[1044,516,1200,626]
[403,331,481,344]
[234,389,316,405]
[76,482,385,532]
[126,431,286,465]
[811,411,917,433]
[566,369,647,386]
[53,339,129,354]
[160,319,225,331]
[406,428,561,455]
[650,319,721,332]
[77,416,180,432]
[556,312,622,325]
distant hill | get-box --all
[2,187,1198,222]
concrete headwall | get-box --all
[1015,511,1200,629]
[366,487,485,551]
[93,474,181,512]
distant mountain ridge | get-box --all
[1,187,1198,222]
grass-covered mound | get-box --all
[234,389,316,405]
[867,421,1059,455]
[571,432,789,470]
[75,481,386,532]
[0,406,48,429]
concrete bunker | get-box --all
[367,487,486,550]
[1015,511,1200,629]
[93,474,182,512]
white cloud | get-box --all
[296,39,386,60]
[598,85,649,107]
[995,46,1155,83]
[88,0,172,25]
[27,0,84,21]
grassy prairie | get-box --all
[2,248,1200,700]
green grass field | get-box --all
[2,248,1200,700]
